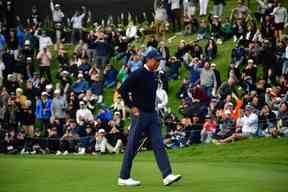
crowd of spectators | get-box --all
[0,0,287,155]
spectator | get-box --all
[94,129,122,154]
[36,47,52,82]
[169,0,182,32]
[220,105,258,143]
[51,89,67,137]
[167,56,181,80]
[35,92,52,133]
[76,101,94,126]
[201,114,217,143]
[71,10,86,44]
[200,62,217,97]
[271,1,288,41]
[212,0,225,17]
[127,53,143,73]
[103,64,118,88]
[72,73,89,94]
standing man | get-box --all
[118,50,181,186]
[36,46,52,82]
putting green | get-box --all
[0,156,287,192]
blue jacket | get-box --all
[104,68,118,84]
[35,98,52,119]
[72,80,89,94]
[0,33,6,50]
[90,81,103,95]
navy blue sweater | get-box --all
[120,67,157,112]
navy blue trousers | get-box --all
[120,111,172,179]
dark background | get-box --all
[14,0,155,22]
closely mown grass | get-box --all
[0,138,288,192]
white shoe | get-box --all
[20,148,26,155]
[56,150,62,155]
[30,150,37,155]
[63,150,69,155]
[163,174,182,186]
[118,178,141,186]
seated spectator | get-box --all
[277,102,288,137]
[76,101,94,126]
[258,104,277,136]
[72,73,89,94]
[167,57,181,80]
[222,17,234,40]
[197,19,209,40]
[201,115,217,144]
[56,128,80,155]
[205,39,217,60]
[213,110,235,141]
[241,59,257,92]
[94,129,122,154]
[90,74,103,103]
[231,42,246,68]
[103,64,118,88]
[219,105,258,143]
[209,15,223,44]
[127,53,143,73]
[164,122,186,149]
[83,90,98,112]
[78,58,91,78]
[232,17,247,43]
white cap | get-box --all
[24,40,30,45]
[78,73,84,78]
[41,92,48,96]
[46,84,53,90]
[98,129,105,133]
[248,59,254,63]
[54,89,60,94]
[16,88,23,93]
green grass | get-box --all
[0,138,288,192]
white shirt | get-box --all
[71,14,86,29]
[170,0,181,10]
[0,61,5,78]
[126,25,138,39]
[239,113,258,134]
[38,36,53,50]
[76,108,94,125]
[50,2,64,23]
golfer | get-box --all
[118,50,181,186]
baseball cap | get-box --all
[145,50,163,61]
[41,92,48,96]
[98,129,105,133]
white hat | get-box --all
[248,59,254,63]
[46,84,53,90]
[79,101,85,105]
[98,129,105,133]
[24,40,30,45]
[41,92,48,96]
[211,63,216,67]
[78,73,84,78]
[16,88,23,93]
[54,89,60,94]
